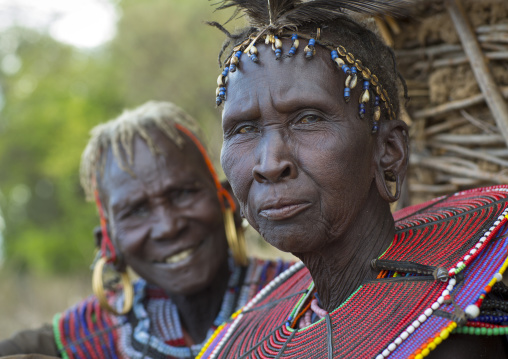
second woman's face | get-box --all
[221,42,377,253]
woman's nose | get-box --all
[252,132,297,183]
[150,206,184,240]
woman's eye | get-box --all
[297,115,322,124]
[237,125,259,134]
[126,205,149,218]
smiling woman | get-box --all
[0,101,290,358]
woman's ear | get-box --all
[373,119,409,203]
[94,224,126,272]
[221,180,243,225]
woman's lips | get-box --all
[259,202,311,221]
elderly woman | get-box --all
[0,101,289,358]
[197,1,508,359]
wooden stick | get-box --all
[446,0,508,147]
[424,117,469,136]
[460,109,498,134]
[374,17,394,47]
[413,155,508,183]
[478,34,508,44]
[409,183,458,193]
[485,149,508,158]
[395,44,462,59]
[412,51,508,69]
[432,133,506,146]
[428,142,508,167]
[413,86,508,119]
[476,24,508,34]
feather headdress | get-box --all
[214,0,413,32]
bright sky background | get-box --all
[0,0,118,48]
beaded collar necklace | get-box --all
[198,186,508,359]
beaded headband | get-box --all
[215,32,394,134]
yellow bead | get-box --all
[434,337,442,345]
[428,342,436,351]
[422,348,430,357]
[415,354,423,359]
[293,39,299,49]
[440,329,449,340]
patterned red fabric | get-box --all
[202,186,508,359]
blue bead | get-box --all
[222,68,229,76]
[305,51,313,59]
[342,65,350,74]
[292,34,297,41]
[351,67,357,74]
[289,47,296,55]
[331,50,338,59]
[250,54,258,62]
[359,109,366,114]
[236,51,242,58]
[216,97,222,106]
[309,38,315,46]
[229,64,236,72]
[363,80,370,88]
[275,49,282,54]
[220,87,226,91]
[219,91,226,95]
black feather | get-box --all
[212,0,413,31]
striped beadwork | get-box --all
[200,186,508,359]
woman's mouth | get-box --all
[164,248,195,264]
[259,202,311,221]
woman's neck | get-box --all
[295,189,395,312]
[169,260,230,344]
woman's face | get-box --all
[221,42,376,253]
[102,129,228,295]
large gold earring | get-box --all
[224,208,248,266]
[92,256,134,315]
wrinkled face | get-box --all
[221,41,376,253]
[103,129,228,295]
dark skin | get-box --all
[96,129,230,344]
[221,39,505,358]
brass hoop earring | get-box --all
[92,256,134,315]
[224,208,248,266]
[380,172,401,203]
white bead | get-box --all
[395,337,402,345]
[446,284,454,291]
[407,325,415,334]
[383,349,390,357]
[376,355,384,359]
[418,314,427,323]
[412,320,420,328]
[495,273,503,282]
[489,226,496,231]
[437,296,444,304]
[401,331,409,339]
[465,304,480,318]
[442,290,450,296]
[388,343,397,352]
[425,308,433,316]
[499,215,505,221]
[457,261,464,268]
[484,233,490,238]
[449,278,456,286]
[475,243,482,249]
[495,221,501,226]
[432,302,440,310]
[464,255,471,261]
[470,249,477,255]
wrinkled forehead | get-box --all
[99,130,215,202]
[223,40,347,119]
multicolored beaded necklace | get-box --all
[198,186,508,359]
[53,258,290,359]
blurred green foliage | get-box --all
[0,0,239,274]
